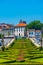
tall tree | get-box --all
[25,20,42,30]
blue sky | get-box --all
[0,0,43,25]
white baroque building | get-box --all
[14,22,27,37]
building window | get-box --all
[19,33,20,36]
[17,28,18,32]
[19,28,20,32]
[15,28,17,31]
[21,27,22,31]
[29,32,33,35]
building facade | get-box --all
[0,23,15,37]
[14,22,27,37]
[27,29,41,38]
[0,23,41,38]
[27,29,35,38]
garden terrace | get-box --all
[0,38,43,65]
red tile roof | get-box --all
[0,26,2,29]
[5,25,10,28]
[36,30,41,32]
[0,26,2,31]
[16,23,27,27]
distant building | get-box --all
[27,29,41,38]
[0,23,42,38]
[35,30,41,39]
[0,23,15,37]
[27,29,35,38]
[0,26,2,34]
[14,22,27,37]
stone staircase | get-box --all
[29,38,41,47]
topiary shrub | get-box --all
[39,47,42,51]
[6,48,9,50]
[20,60,25,62]
[3,60,16,63]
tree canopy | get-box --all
[26,20,43,30]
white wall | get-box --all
[2,28,15,37]
[27,30,35,38]
[27,29,41,38]
[14,27,25,37]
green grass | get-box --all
[0,59,10,63]
[0,38,43,65]
[31,58,43,62]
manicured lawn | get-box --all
[31,58,43,62]
[0,59,10,63]
[0,38,43,64]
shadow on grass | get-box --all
[30,56,43,60]
[3,60,25,64]
[3,60,16,63]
